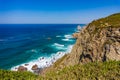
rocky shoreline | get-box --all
[11,44,74,74]
[11,26,80,74]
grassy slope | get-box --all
[0,70,37,80]
[88,13,120,28]
[0,61,120,80]
[42,61,120,80]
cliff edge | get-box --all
[42,13,120,73]
[68,13,120,65]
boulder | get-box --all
[77,25,82,31]
[25,64,29,66]
[18,66,27,71]
[47,37,51,40]
[32,64,38,70]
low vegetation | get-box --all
[0,70,37,80]
[89,13,120,28]
[42,61,120,80]
[0,61,120,80]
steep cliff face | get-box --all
[71,25,120,64]
[41,13,120,74]
[51,13,120,70]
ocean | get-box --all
[0,24,85,71]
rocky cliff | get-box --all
[41,13,120,73]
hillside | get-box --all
[41,13,120,74]
[0,13,120,80]
[1,61,120,80]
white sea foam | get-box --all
[56,35,61,37]
[66,45,73,53]
[64,35,72,39]
[11,45,73,72]
[52,43,66,50]
[31,49,38,53]
[62,38,69,41]
[62,38,73,41]
[53,43,64,47]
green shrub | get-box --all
[0,70,37,80]
[42,61,120,80]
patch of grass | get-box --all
[89,13,120,28]
[0,70,38,80]
[42,61,120,80]
[53,54,68,68]
[86,13,120,40]
[0,60,120,80]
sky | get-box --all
[0,0,120,24]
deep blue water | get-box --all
[0,24,84,69]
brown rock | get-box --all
[72,33,79,39]
[25,64,29,66]
[47,37,51,40]
[18,66,27,71]
[32,64,38,70]
[15,68,18,70]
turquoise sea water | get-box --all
[0,24,85,70]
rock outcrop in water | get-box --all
[42,13,120,73]
[18,66,27,71]
[32,64,38,70]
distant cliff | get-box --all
[42,13,120,72]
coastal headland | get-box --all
[0,13,120,80]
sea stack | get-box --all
[77,25,82,31]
